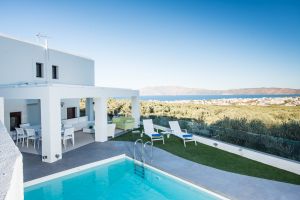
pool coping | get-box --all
[24,154,230,200]
[24,154,125,187]
[127,157,231,200]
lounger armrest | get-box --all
[182,129,188,133]
[154,128,159,133]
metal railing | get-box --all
[133,139,154,178]
[143,141,153,164]
[134,139,144,162]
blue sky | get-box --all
[0,0,299,89]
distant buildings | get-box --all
[163,97,300,106]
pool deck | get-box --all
[23,141,300,200]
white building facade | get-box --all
[0,35,140,163]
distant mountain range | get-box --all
[140,86,300,96]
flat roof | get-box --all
[0,33,94,61]
[0,84,139,99]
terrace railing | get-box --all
[148,116,300,162]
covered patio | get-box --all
[15,129,126,155]
[0,84,140,163]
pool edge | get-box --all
[127,156,231,200]
[24,154,231,200]
[24,154,126,187]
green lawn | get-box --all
[113,130,300,185]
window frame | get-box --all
[36,63,44,78]
[52,65,59,79]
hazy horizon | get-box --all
[139,85,300,90]
[1,0,299,90]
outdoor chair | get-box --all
[25,128,38,149]
[169,121,197,147]
[107,123,116,138]
[62,127,75,150]
[15,128,27,147]
[142,119,164,145]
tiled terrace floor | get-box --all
[23,141,300,200]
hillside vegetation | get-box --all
[108,99,300,161]
[108,99,300,127]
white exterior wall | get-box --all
[85,98,94,121]
[0,97,4,123]
[0,121,24,200]
[41,91,62,163]
[0,36,45,85]
[94,97,108,142]
[48,50,94,86]
[60,99,80,120]
[4,156,23,200]
[0,35,94,86]
[131,96,140,128]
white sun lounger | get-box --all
[169,121,197,147]
[142,119,165,145]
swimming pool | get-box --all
[25,156,228,200]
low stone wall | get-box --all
[154,124,300,175]
[0,121,23,200]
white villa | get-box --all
[0,34,140,163]
[1,34,300,200]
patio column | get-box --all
[131,96,140,128]
[41,95,62,163]
[0,97,4,124]
[86,98,94,121]
[94,97,108,142]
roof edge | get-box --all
[0,33,94,61]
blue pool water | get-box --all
[25,159,222,200]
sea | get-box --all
[140,94,300,101]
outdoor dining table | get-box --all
[27,125,41,130]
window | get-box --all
[52,65,59,79]
[36,63,43,78]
